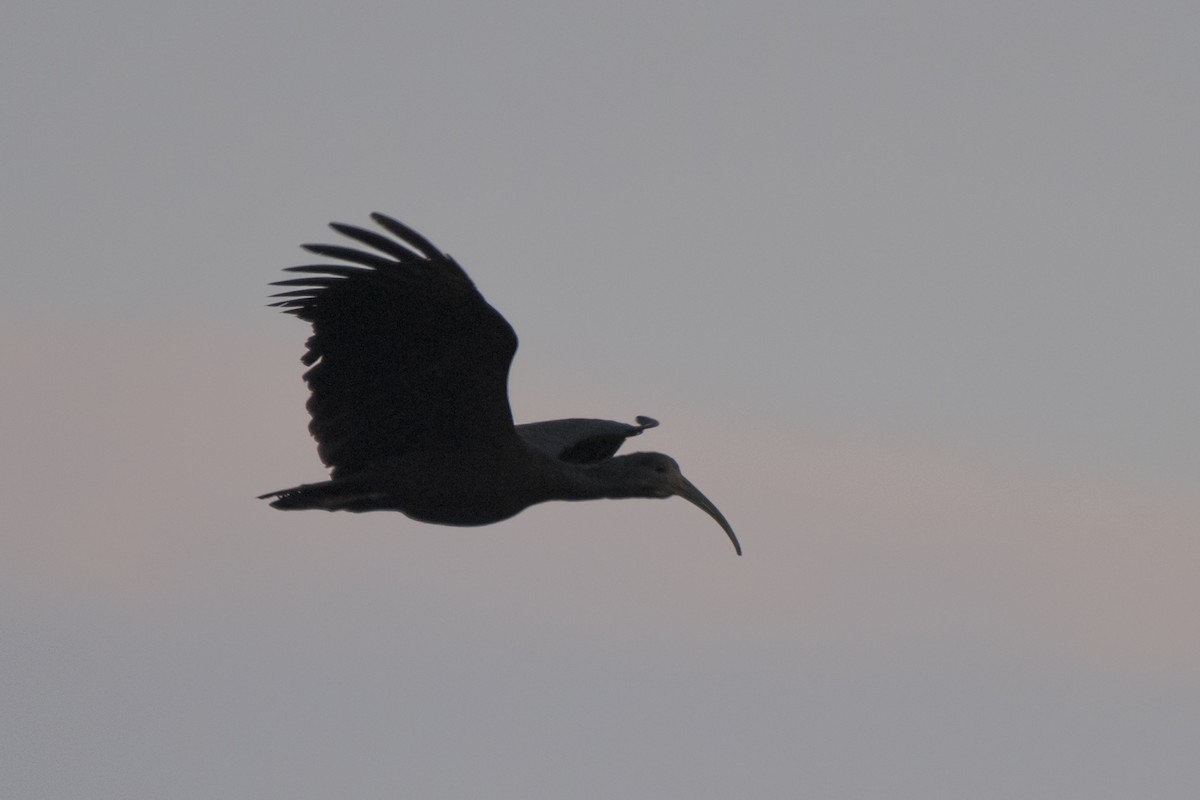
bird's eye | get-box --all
[654,463,667,474]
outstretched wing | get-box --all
[517,416,659,463]
[269,213,519,477]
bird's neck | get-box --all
[538,453,646,502]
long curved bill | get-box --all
[674,474,742,556]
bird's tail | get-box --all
[257,479,366,511]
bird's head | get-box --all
[619,452,741,556]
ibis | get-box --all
[259,214,741,555]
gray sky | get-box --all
[4,1,1198,798]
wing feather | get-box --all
[300,244,398,271]
[269,214,519,477]
[517,417,659,463]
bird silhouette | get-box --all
[259,213,740,555]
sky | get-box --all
[3,1,1198,797]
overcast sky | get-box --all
[4,1,1198,798]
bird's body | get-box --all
[266,442,679,524]
[260,213,740,555]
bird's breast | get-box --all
[359,447,556,527]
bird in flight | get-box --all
[259,213,741,555]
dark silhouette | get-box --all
[259,214,740,555]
